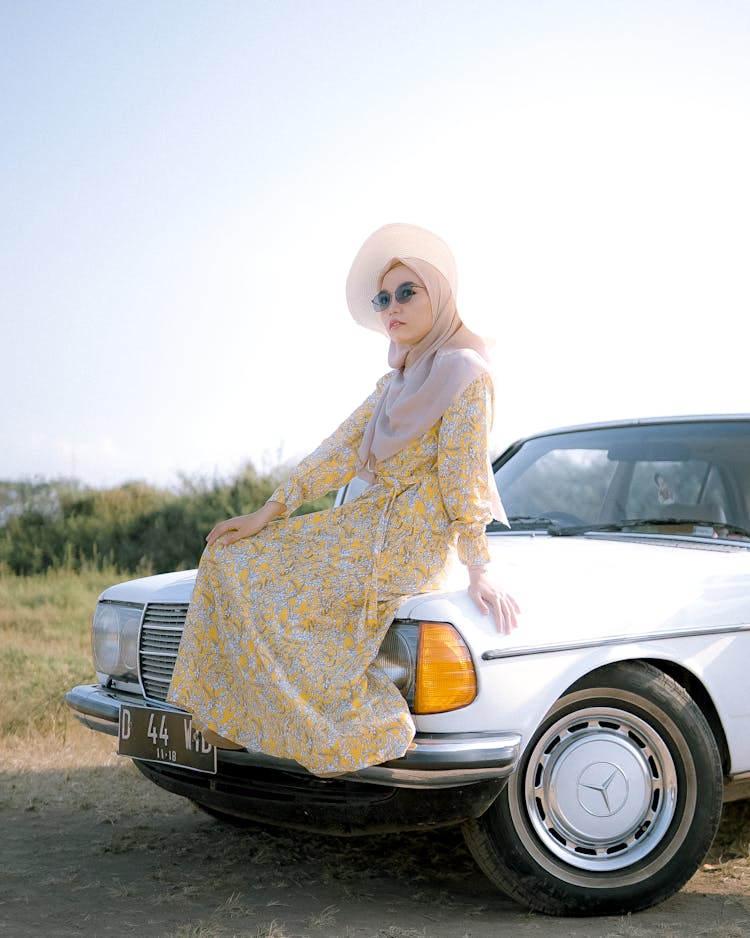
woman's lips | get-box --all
[389,319,404,330]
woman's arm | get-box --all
[206,500,284,547]
[438,372,519,634]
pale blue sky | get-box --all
[2,1,749,487]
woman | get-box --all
[167,223,519,777]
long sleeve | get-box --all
[269,373,394,516]
[437,372,495,566]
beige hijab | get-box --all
[357,257,507,524]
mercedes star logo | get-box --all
[577,762,629,817]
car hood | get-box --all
[100,534,750,648]
[101,568,198,604]
[405,533,750,650]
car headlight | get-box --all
[92,601,144,679]
[374,619,477,714]
[375,621,419,704]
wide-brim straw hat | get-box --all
[346,223,458,335]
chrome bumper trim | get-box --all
[65,683,520,789]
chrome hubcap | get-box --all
[523,706,678,871]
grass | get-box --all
[0,565,124,738]
[711,799,750,863]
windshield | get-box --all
[493,420,750,541]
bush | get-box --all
[0,464,335,576]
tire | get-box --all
[462,661,723,916]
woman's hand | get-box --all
[468,565,520,635]
[206,501,284,548]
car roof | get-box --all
[515,414,750,445]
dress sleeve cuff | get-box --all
[267,484,295,517]
[457,530,491,567]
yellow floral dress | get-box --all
[167,371,494,776]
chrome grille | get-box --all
[140,602,188,702]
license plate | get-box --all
[118,704,217,774]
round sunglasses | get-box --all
[371,282,420,312]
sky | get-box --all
[1,0,749,489]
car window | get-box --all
[498,448,616,522]
[494,421,750,538]
[624,461,729,520]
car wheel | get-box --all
[462,661,723,916]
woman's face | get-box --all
[378,264,433,346]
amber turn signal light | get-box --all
[413,621,477,714]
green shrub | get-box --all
[0,464,335,576]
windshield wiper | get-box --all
[549,518,750,539]
[496,516,556,531]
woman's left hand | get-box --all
[468,566,520,634]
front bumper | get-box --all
[66,683,521,790]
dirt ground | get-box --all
[2,723,749,938]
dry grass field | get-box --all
[2,570,749,937]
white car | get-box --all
[67,415,750,916]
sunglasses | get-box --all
[371,282,420,312]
